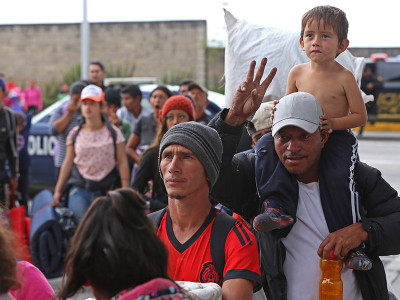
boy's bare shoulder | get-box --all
[290,63,309,74]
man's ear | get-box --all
[337,39,349,54]
[320,129,330,148]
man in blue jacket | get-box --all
[209,58,400,300]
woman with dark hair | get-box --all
[126,86,173,181]
[132,95,195,212]
[56,188,190,300]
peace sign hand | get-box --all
[227,58,277,126]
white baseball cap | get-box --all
[272,92,323,136]
[79,84,104,102]
[246,101,274,135]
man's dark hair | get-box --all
[121,84,142,99]
[57,188,170,299]
[89,61,105,71]
[179,79,193,87]
[149,85,173,99]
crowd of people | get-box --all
[0,5,399,300]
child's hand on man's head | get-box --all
[320,114,333,134]
[270,99,279,124]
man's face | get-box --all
[70,93,81,104]
[88,64,105,86]
[122,93,140,113]
[179,84,190,95]
[188,88,209,118]
[160,144,209,200]
[251,128,271,144]
[274,125,328,183]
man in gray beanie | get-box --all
[149,121,261,300]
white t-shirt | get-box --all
[281,181,363,300]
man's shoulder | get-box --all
[354,161,381,183]
[140,106,153,116]
[117,106,130,117]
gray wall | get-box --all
[0,20,207,87]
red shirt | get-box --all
[157,207,261,286]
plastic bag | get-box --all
[223,9,368,107]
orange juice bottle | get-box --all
[319,253,343,300]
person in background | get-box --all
[178,79,193,95]
[88,61,107,91]
[0,78,18,209]
[188,83,212,124]
[15,112,32,214]
[50,81,87,178]
[0,220,54,300]
[56,188,190,300]
[104,87,131,142]
[23,79,42,115]
[132,95,195,212]
[245,101,274,146]
[57,82,70,100]
[117,84,152,132]
[52,85,130,222]
[0,220,19,300]
[361,66,381,117]
[126,86,172,180]
[4,77,23,109]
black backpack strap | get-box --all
[72,119,85,148]
[148,208,167,229]
[72,114,117,155]
[210,211,237,282]
[103,113,117,149]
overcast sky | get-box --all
[2,0,399,48]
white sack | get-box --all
[224,9,367,107]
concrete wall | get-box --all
[0,20,207,88]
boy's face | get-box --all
[300,20,348,63]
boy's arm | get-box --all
[323,71,367,131]
[285,66,300,95]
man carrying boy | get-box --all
[209,58,400,300]
[252,5,371,271]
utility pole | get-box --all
[81,0,89,80]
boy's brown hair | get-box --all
[301,5,349,43]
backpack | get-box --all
[62,114,120,202]
[148,208,237,283]
[72,113,117,151]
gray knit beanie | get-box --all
[158,122,222,188]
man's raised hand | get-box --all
[227,58,277,126]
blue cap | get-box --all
[0,78,5,91]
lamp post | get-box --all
[80,0,89,80]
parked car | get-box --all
[28,84,225,194]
